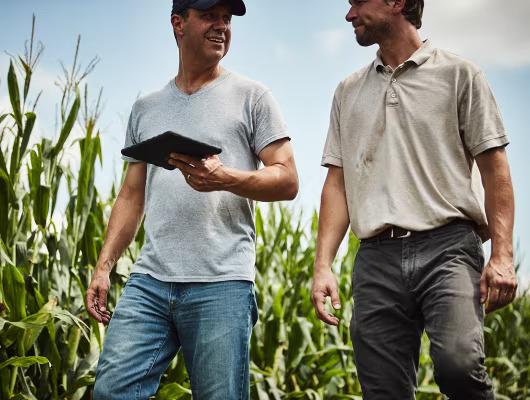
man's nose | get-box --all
[213,18,228,31]
[346,6,358,22]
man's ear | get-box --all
[390,0,406,15]
[171,14,185,39]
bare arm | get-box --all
[475,147,517,313]
[311,166,350,326]
[86,162,147,323]
[168,138,298,201]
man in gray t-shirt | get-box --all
[312,1,516,399]
[87,1,298,399]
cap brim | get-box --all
[191,0,246,16]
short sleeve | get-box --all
[251,90,290,156]
[121,102,141,163]
[321,84,343,167]
[459,71,508,157]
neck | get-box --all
[175,56,223,95]
[378,23,422,69]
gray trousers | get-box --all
[351,221,494,400]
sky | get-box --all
[1,0,529,286]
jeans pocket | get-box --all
[469,230,486,273]
[117,274,135,299]
[352,250,364,298]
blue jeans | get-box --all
[93,274,258,400]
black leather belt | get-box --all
[369,225,414,240]
[363,219,476,242]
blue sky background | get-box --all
[1,1,529,286]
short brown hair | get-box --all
[402,0,424,29]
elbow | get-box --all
[283,176,299,201]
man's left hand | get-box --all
[168,153,237,192]
[480,256,517,313]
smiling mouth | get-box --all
[206,37,224,44]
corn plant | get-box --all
[249,206,360,399]
[0,18,131,400]
[484,294,530,400]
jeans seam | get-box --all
[136,324,172,400]
[401,241,412,292]
[238,286,253,400]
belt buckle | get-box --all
[390,227,412,239]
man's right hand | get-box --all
[86,270,112,325]
[311,268,341,326]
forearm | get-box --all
[483,172,514,259]
[168,139,298,201]
[477,148,514,259]
[96,193,144,273]
[225,163,298,202]
[314,171,350,273]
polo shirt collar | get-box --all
[374,39,433,72]
[409,39,433,65]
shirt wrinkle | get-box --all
[322,41,508,240]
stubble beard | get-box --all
[355,20,392,47]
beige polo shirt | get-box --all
[321,40,508,240]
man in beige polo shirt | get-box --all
[311,0,517,398]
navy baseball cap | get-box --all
[172,0,246,16]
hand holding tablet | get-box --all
[121,131,222,170]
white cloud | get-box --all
[422,1,530,68]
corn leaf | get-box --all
[18,56,32,101]
[20,112,36,158]
[74,132,100,243]
[2,265,27,321]
[62,374,96,397]
[34,185,50,228]
[72,271,101,347]
[0,356,49,370]
[51,88,80,157]
[156,382,192,400]
[63,326,81,373]
[7,61,22,129]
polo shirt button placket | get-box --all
[387,76,399,106]
[387,90,399,106]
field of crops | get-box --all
[1,26,529,400]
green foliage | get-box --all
[484,295,530,399]
[250,206,361,398]
[0,18,118,400]
[1,18,529,400]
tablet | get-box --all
[121,131,222,170]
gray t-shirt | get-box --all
[123,70,289,282]
[322,41,508,240]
